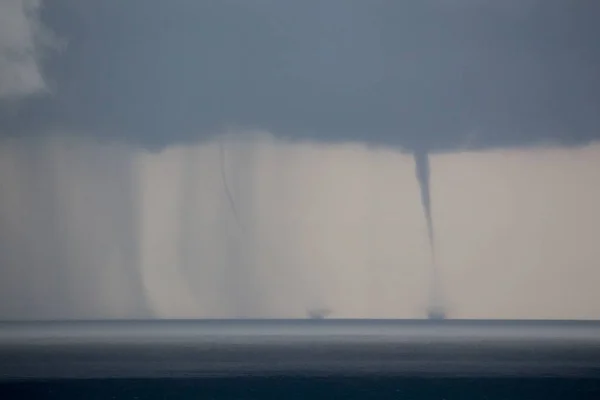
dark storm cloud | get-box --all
[2,0,600,151]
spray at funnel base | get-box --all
[427,266,446,320]
[413,149,445,319]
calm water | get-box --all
[2,377,600,399]
[2,320,600,398]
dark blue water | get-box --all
[2,377,600,399]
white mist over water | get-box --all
[1,133,600,319]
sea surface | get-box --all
[2,377,600,399]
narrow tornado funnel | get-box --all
[413,148,445,319]
[413,149,435,253]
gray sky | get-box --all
[0,0,599,319]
